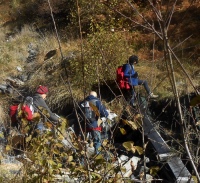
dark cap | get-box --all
[129,55,138,64]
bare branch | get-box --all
[103,1,163,39]
[166,0,177,32]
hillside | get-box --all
[0,0,199,96]
[0,0,200,182]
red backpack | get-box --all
[9,103,33,126]
[116,65,130,90]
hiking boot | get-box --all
[149,93,159,99]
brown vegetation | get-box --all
[0,0,200,182]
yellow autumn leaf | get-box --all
[119,127,127,135]
[89,102,100,116]
[44,121,53,128]
[134,114,143,127]
[131,146,136,153]
[32,112,41,122]
[53,149,60,155]
[55,142,64,148]
[0,132,4,138]
[68,156,73,162]
[6,145,12,151]
[135,113,142,119]
[123,141,134,151]
[38,107,50,118]
[115,173,122,180]
[26,135,32,143]
[16,103,23,118]
[192,176,198,183]
[102,139,108,146]
[89,141,94,147]
[97,118,103,126]
[122,119,140,130]
[135,146,144,155]
[120,166,127,173]
[47,159,56,165]
[150,166,160,176]
[127,120,138,130]
[59,117,68,133]
[121,119,129,125]
[91,171,102,179]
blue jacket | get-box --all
[84,95,109,128]
[123,63,138,86]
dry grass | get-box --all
[0,105,7,126]
[0,163,23,182]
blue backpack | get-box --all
[78,99,99,123]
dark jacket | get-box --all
[84,95,109,129]
[33,94,59,122]
[123,63,138,86]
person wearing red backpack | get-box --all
[33,85,60,132]
[9,97,34,129]
[123,55,158,106]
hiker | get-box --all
[123,55,158,106]
[9,96,34,130]
[8,96,36,154]
[33,85,60,132]
[77,91,109,154]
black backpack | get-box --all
[78,99,99,123]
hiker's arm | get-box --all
[45,106,59,122]
[38,99,59,122]
[124,64,136,78]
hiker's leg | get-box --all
[123,88,135,105]
[91,130,101,154]
[130,87,136,106]
[138,79,150,94]
[122,89,130,101]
